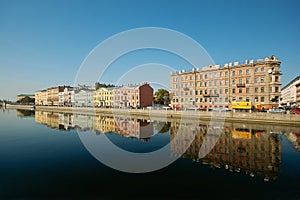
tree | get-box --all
[17,96,35,105]
[94,82,115,90]
[154,89,170,105]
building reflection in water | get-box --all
[170,121,281,181]
[34,110,154,141]
[34,110,282,181]
[285,132,300,151]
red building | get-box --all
[113,83,153,108]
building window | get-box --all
[254,77,258,83]
[261,77,265,83]
[225,89,228,94]
[225,71,228,76]
[232,71,236,76]
[254,97,258,103]
[190,75,193,80]
[246,97,250,102]
[219,89,222,94]
[255,88,258,93]
[232,97,236,102]
[200,90,202,95]
[239,97,243,101]
[261,87,265,93]
[275,87,279,93]
[220,72,222,77]
[261,97,265,102]
[246,88,250,93]
[195,90,198,95]
[239,88,242,93]
[239,78,243,84]
[232,79,236,85]
[255,68,258,73]
[232,88,236,93]
[275,76,279,82]
[204,74,207,79]
[261,67,264,72]
[246,77,250,84]
[246,69,250,75]
[239,70,242,75]
[200,74,203,79]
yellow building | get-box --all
[93,87,114,107]
[35,90,47,105]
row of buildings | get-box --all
[35,83,154,108]
[170,55,283,109]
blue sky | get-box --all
[0,0,299,100]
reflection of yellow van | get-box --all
[232,102,252,110]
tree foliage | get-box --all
[95,82,115,90]
[154,89,170,105]
[17,96,35,105]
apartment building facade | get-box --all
[281,75,300,108]
[35,90,47,105]
[170,55,282,110]
[113,83,153,108]
[73,89,94,107]
[58,87,74,107]
[47,86,70,106]
[94,87,114,107]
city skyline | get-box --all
[1,0,300,100]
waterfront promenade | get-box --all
[6,104,300,126]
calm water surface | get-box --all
[0,109,299,199]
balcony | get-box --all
[203,93,219,97]
[237,83,245,87]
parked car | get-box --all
[291,108,300,115]
[269,108,287,114]
[198,107,207,111]
[162,106,172,110]
[187,106,198,111]
[209,107,230,112]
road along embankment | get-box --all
[6,105,298,126]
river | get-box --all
[0,109,299,199]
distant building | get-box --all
[58,87,74,106]
[73,89,94,107]
[17,94,35,101]
[170,55,282,110]
[281,75,300,108]
[35,90,47,105]
[296,83,300,108]
[47,86,70,106]
[113,83,153,108]
[94,87,114,107]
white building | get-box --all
[281,75,300,108]
[73,89,94,107]
[58,87,75,106]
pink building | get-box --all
[113,83,153,108]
